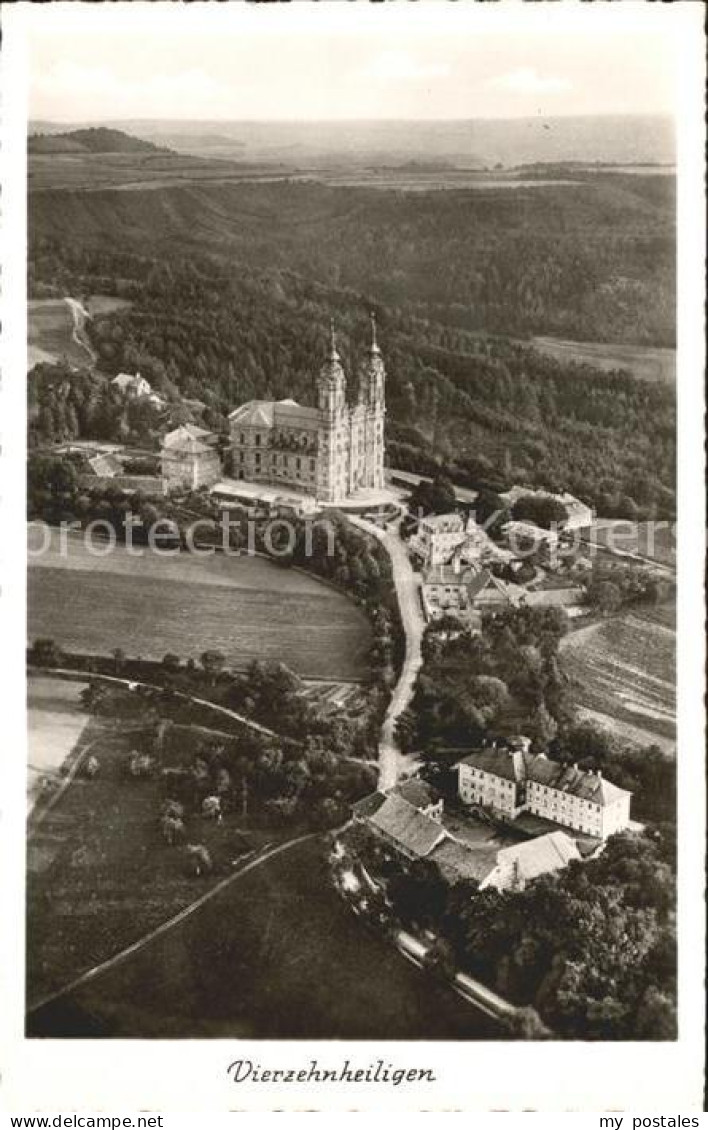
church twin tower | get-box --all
[228,314,386,505]
[315,315,386,503]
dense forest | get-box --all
[29,230,675,519]
[28,127,170,156]
[30,175,675,344]
[388,827,676,1040]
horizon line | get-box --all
[29,111,675,126]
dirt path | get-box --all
[65,296,97,366]
[28,665,280,739]
[27,832,316,1016]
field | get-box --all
[27,298,92,369]
[28,295,132,370]
[28,151,280,193]
[26,717,284,1008]
[582,520,676,568]
[28,531,371,681]
[85,295,133,316]
[531,336,675,384]
[27,676,91,812]
[27,690,497,1038]
[28,830,497,1039]
[561,609,676,752]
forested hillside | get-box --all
[29,127,169,155]
[30,176,675,345]
[28,175,675,519]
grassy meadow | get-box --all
[28,532,372,681]
[27,299,91,369]
[531,336,675,385]
[28,833,498,1039]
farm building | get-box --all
[421,564,523,626]
[351,775,586,893]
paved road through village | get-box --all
[348,515,424,788]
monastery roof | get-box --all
[369,794,447,857]
[423,565,490,591]
[228,400,277,428]
[351,791,387,819]
[162,424,216,455]
[494,831,580,883]
[525,755,631,805]
[457,746,527,784]
[458,746,631,805]
[391,779,441,811]
[273,401,321,430]
[229,398,321,431]
[429,838,498,885]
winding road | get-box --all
[348,516,425,788]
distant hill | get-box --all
[27,115,675,169]
[28,127,170,156]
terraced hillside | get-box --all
[561,607,676,752]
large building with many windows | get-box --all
[228,318,385,505]
[457,738,632,840]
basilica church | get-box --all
[227,317,386,504]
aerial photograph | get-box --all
[24,4,678,1044]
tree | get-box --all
[634,987,677,1039]
[200,650,226,685]
[505,1006,552,1040]
[473,489,508,529]
[586,579,622,617]
[423,938,456,983]
[185,843,212,877]
[410,474,457,517]
[161,814,186,845]
[511,494,568,530]
[30,638,63,667]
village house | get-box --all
[111,371,166,408]
[351,778,584,893]
[457,739,632,840]
[409,511,509,570]
[501,519,561,556]
[420,564,523,627]
[409,512,469,567]
[160,424,222,492]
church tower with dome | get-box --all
[227,316,386,505]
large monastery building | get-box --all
[228,317,386,505]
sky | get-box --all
[20,2,680,124]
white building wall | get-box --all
[458,764,518,817]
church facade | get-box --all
[228,318,386,504]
